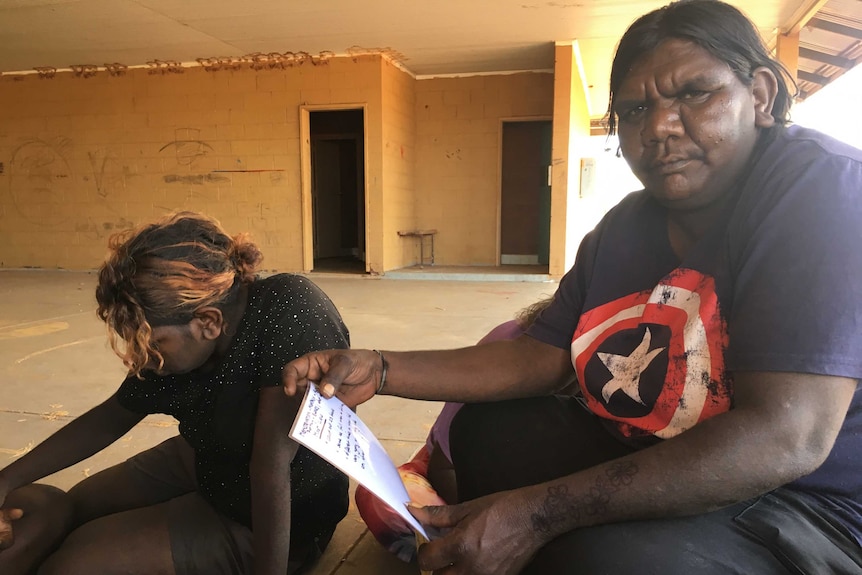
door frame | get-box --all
[497,116,553,266]
[299,104,368,272]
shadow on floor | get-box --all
[313,256,367,274]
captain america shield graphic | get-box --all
[571,268,731,440]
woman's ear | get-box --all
[193,307,224,340]
[751,66,778,128]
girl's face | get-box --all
[147,321,218,376]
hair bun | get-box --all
[228,232,263,282]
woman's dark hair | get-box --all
[96,211,263,377]
[607,0,797,134]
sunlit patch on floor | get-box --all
[0,321,70,340]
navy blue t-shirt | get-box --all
[528,125,862,539]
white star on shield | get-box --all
[597,327,666,404]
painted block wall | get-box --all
[414,72,554,266]
[380,60,417,271]
[0,60,555,272]
[0,56,384,271]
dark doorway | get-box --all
[310,109,366,273]
[500,120,552,266]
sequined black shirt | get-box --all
[117,274,350,531]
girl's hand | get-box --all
[0,506,24,551]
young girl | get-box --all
[0,212,349,575]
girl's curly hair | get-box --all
[95,212,263,377]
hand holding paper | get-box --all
[289,384,430,539]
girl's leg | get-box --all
[37,499,175,575]
[67,435,196,525]
[0,485,73,575]
[39,492,256,575]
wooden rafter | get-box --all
[784,0,832,35]
[799,47,855,68]
[808,18,862,41]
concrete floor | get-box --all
[0,269,558,574]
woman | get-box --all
[284,1,862,573]
[0,212,349,575]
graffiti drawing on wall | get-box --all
[84,148,129,217]
[8,138,74,226]
[88,149,120,200]
[75,215,135,242]
[159,128,213,167]
[163,173,229,185]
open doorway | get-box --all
[309,109,366,273]
[500,120,552,267]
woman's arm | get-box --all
[413,371,857,574]
[0,392,144,500]
[284,335,574,407]
[250,386,301,575]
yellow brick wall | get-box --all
[0,60,555,272]
[380,60,417,270]
[0,56,384,270]
[414,72,554,266]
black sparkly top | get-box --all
[117,274,350,531]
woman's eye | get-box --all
[620,105,647,122]
[679,90,709,102]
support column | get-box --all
[776,32,800,84]
[550,41,591,278]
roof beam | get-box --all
[799,46,855,68]
[776,33,799,80]
[784,0,831,34]
[798,70,832,85]
[808,18,862,41]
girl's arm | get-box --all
[0,392,144,501]
[250,386,301,575]
[0,392,143,547]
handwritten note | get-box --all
[289,385,429,538]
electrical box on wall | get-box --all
[580,157,596,197]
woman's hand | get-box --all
[411,490,545,575]
[0,506,24,551]
[282,349,382,408]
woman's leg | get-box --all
[520,499,794,575]
[0,485,73,575]
[450,395,635,501]
[426,441,458,505]
[450,398,862,574]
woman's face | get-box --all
[615,39,772,210]
[147,321,217,376]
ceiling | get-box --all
[0,0,859,118]
[795,0,862,99]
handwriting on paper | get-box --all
[289,385,428,538]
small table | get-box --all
[397,229,437,267]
